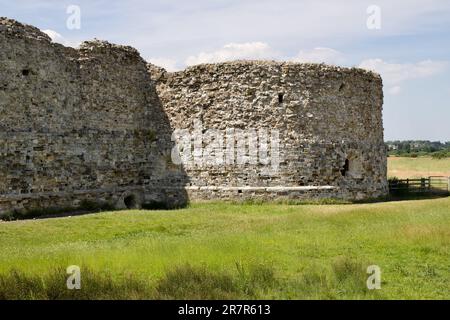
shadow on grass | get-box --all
[0,257,385,300]
[384,193,449,203]
[229,193,449,206]
[0,200,188,222]
[3,191,448,222]
[0,200,116,222]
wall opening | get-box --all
[278,93,284,103]
[340,154,364,178]
[339,83,345,92]
[341,159,350,176]
[124,195,137,209]
[22,69,30,76]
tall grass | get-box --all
[0,267,149,300]
[0,258,383,300]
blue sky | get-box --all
[2,0,450,141]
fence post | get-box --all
[448,177,450,193]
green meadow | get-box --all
[0,198,449,299]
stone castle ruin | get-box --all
[0,18,387,215]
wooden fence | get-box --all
[389,176,450,195]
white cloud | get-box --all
[42,29,78,47]
[147,57,179,72]
[146,45,448,100]
[123,0,450,57]
[185,42,276,66]
[359,58,449,94]
[388,86,401,95]
[185,43,346,67]
[290,47,345,65]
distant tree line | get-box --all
[385,140,450,159]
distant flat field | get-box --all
[388,156,450,179]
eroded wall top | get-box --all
[0,18,183,212]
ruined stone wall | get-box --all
[153,61,388,201]
[0,18,185,215]
[0,18,387,215]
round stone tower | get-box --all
[152,61,388,201]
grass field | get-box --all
[1,199,449,299]
[388,156,450,178]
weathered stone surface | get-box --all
[0,18,187,214]
[0,17,387,215]
[153,61,388,201]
